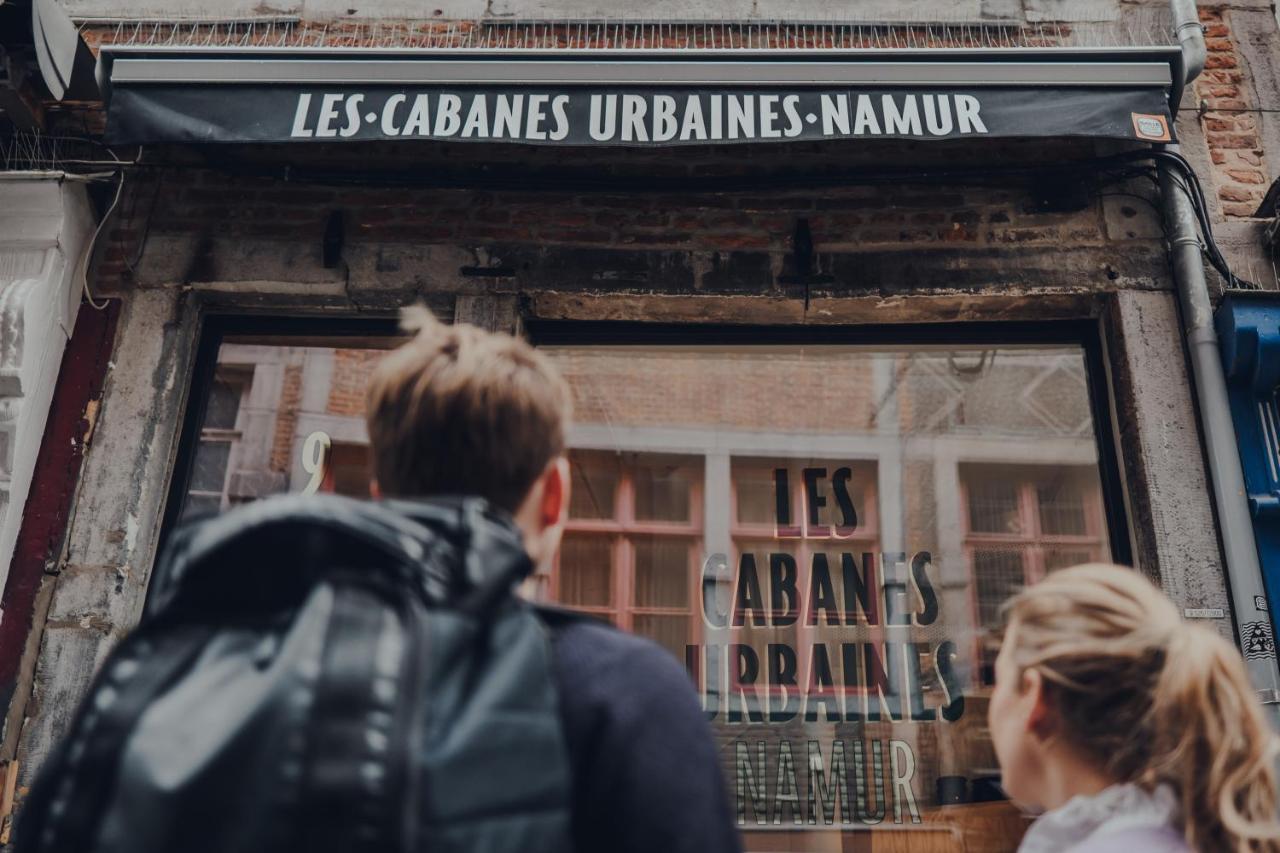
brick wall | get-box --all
[269,364,303,473]
[1197,7,1270,218]
[91,145,1126,298]
[327,349,383,416]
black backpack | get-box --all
[15,494,574,853]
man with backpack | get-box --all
[17,307,741,853]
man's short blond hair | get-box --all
[365,306,571,513]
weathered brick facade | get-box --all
[89,139,1160,307]
[1197,6,1271,217]
[6,1,1280,849]
[269,364,303,474]
[326,349,382,417]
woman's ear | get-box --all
[1023,668,1056,740]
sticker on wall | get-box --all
[1241,620,1277,661]
[1131,112,1171,142]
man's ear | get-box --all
[539,456,570,529]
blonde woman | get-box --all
[989,563,1280,852]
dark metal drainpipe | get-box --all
[1164,0,1280,723]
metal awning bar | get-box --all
[109,56,1173,87]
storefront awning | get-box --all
[99,45,1182,146]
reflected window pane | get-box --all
[203,377,242,430]
[327,443,371,498]
[174,337,400,522]
[190,441,231,493]
[634,460,692,523]
[568,453,619,520]
[633,537,690,608]
[974,548,1026,629]
[161,336,1125,853]
[633,614,690,662]
[733,465,777,526]
[1045,547,1095,572]
[559,535,613,607]
[1038,480,1088,535]
[968,479,1022,534]
[183,493,222,518]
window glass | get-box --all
[541,342,1114,853]
[1037,479,1088,536]
[189,441,232,494]
[177,339,399,521]
[633,537,693,608]
[569,451,619,519]
[733,465,777,526]
[173,333,1118,853]
[967,479,1022,535]
[203,378,243,430]
[972,549,1026,630]
[634,459,694,523]
[559,535,614,609]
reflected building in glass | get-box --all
[176,336,1111,851]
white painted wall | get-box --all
[0,175,97,592]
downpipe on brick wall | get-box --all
[1164,0,1280,726]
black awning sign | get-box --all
[106,85,1175,146]
[288,91,991,141]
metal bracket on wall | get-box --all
[777,218,834,309]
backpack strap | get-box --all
[17,626,211,853]
[297,582,420,853]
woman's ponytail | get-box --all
[1150,626,1280,851]
[1005,564,1280,852]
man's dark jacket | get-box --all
[546,614,742,853]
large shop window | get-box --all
[165,321,1126,853]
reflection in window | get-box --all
[169,336,1120,853]
[1045,547,1095,573]
[633,614,689,662]
[568,452,619,519]
[973,549,1026,630]
[732,466,777,526]
[634,460,692,523]
[190,441,232,494]
[179,342,398,520]
[1037,480,1088,535]
[322,442,372,498]
[559,535,614,610]
[555,452,702,659]
[633,537,692,608]
[183,369,246,518]
[967,480,1022,535]
[963,466,1108,636]
[203,378,243,430]
[541,342,1116,853]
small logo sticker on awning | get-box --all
[1132,112,1171,141]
